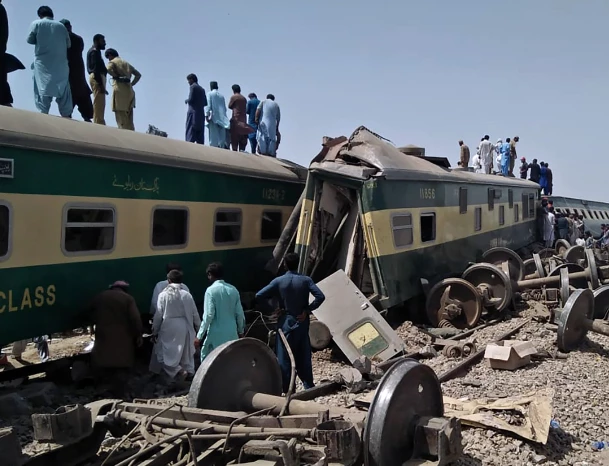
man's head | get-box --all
[248,92,257,100]
[167,269,184,284]
[458,140,464,146]
[533,158,538,164]
[497,138,502,144]
[521,157,526,162]
[284,253,299,272]
[484,135,490,141]
[59,19,72,32]
[37,6,53,19]
[506,137,511,143]
[267,94,275,101]
[109,280,129,292]
[165,262,182,274]
[210,81,219,91]
[544,162,549,167]
[540,161,545,166]
[514,136,520,142]
[232,84,241,94]
[93,34,106,50]
[206,262,224,282]
[187,74,198,85]
[104,48,118,60]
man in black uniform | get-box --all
[86,34,108,125]
[59,19,93,122]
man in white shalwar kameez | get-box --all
[479,135,494,174]
[152,269,200,380]
[544,207,556,248]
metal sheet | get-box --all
[312,270,405,363]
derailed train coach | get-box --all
[291,127,540,312]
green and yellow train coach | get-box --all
[0,107,306,346]
[294,127,540,311]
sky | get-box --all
[3,0,608,200]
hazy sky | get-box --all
[3,0,607,200]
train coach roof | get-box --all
[311,126,539,188]
[0,107,306,182]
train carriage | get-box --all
[543,195,609,238]
[293,127,540,311]
[0,107,306,346]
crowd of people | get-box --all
[539,199,600,250]
[0,4,282,157]
[458,137,555,195]
[1,254,326,395]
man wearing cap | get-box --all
[519,157,528,179]
[88,281,143,389]
[59,19,93,122]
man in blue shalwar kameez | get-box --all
[205,81,230,149]
[255,94,281,157]
[500,138,511,177]
[185,73,207,144]
[256,253,325,393]
[246,93,260,153]
[26,6,72,117]
[195,263,245,361]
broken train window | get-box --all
[420,212,436,243]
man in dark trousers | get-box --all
[528,158,541,183]
[185,73,207,144]
[59,19,93,122]
[87,34,107,125]
[256,253,325,393]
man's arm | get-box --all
[26,22,37,45]
[185,293,202,330]
[228,95,235,110]
[152,293,164,335]
[255,278,278,301]
[255,100,263,124]
[197,290,215,340]
[235,295,245,336]
[276,105,281,131]
[306,278,325,313]
[186,85,194,105]
[130,65,141,86]
[127,297,144,345]
[64,28,70,49]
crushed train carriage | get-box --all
[286,127,541,313]
[0,107,306,346]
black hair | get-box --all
[248,93,257,99]
[210,81,218,90]
[232,84,241,93]
[284,253,299,272]
[167,269,184,284]
[37,6,53,18]
[187,73,198,83]
[206,262,224,279]
[93,34,105,43]
[166,262,182,274]
[105,48,118,59]
[267,94,275,100]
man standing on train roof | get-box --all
[104,48,141,131]
[256,253,326,393]
[87,34,107,125]
[195,262,245,361]
[545,162,553,195]
[478,135,494,174]
[185,73,207,144]
[472,150,482,173]
[27,6,73,118]
[500,138,511,177]
[458,140,470,167]
[228,84,251,152]
[256,94,281,157]
[152,269,201,381]
[246,93,260,153]
[88,281,143,394]
[509,136,519,177]
[528,158,541,183]
[59,20,93,122]
[205,81,230,148]
[519,157,529,179]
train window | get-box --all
[459,188,468,214]
[587,210,593,219]
[508,189,513,208]
[63,205,115,254]
[594,211,600,219]
[487,189,495,211]
[151,207,189,249]
[420,213,436,243]
[499,205,505,226]
[214,209,242,245]
[0,203,11,260]
[581,211,588,219]
[528,194,535,218]
[391,213,413,248]
[474,207,482,231]
[522,194,529,220]
[514,204,520,222]
[261,210,282,242]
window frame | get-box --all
[420,211,437,244]
[474,207,482,232]
[61,202,117,257]
[391,212,414,249]
[260,209,283,243]
[0,201,13,262]
[213,208,243,246]
[508,189,514,209]
[528,193,535,218]
[514,203,520,222]
[488,188,495,211]
[150,205,190,251]
[522,193,529,220]
[499,205,505,226]
[459,187,468,214]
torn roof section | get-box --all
[310,126,539,188]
